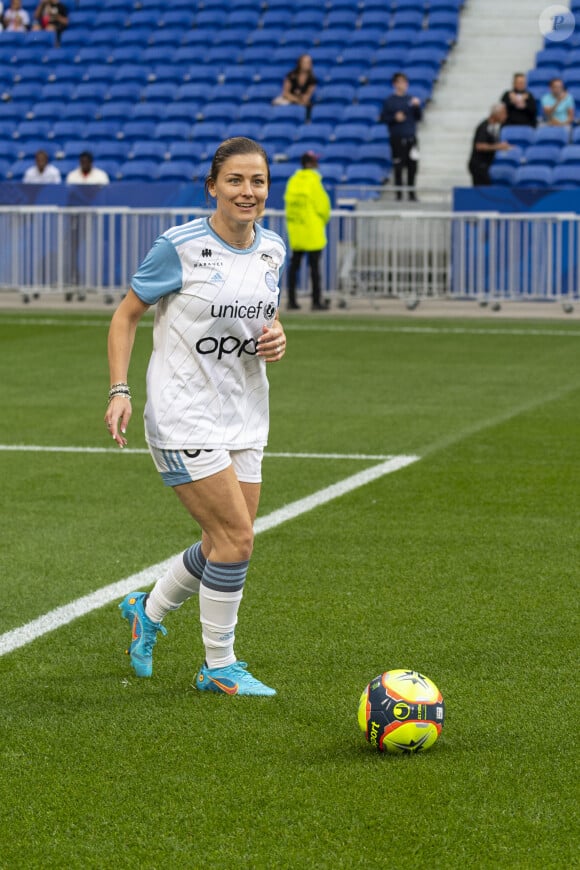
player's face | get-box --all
[209,153,269,226]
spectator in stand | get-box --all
[272,54,317,121]
[3,0,30,30]
[66,151,110,185]
[500,73,537,127]
[468,103,512,186]
[23,149,61,183]
[380,72,422,201]
[284,151,331,311]
[32,0,68,44]
[541,77,575,127]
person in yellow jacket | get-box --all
[284,151,331,310]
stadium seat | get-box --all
[73,82,110,102]
[61,139,92,158]
[167,141,206,161]
[130,103,169,121]
[156,160,197,181]
[406,46,448,71]
[118,159,161,181]
[500,125,536,148]
[153,121,192,141]
[551,164,580,186]
[190,121,228,143]
[392,11,425,30]
[558,144,580,164]
[165,103,203,123]
[128,141,169,161]
[83,121,123,140]
[50,120,86,141]
[527,68,561,89]
[261,122,298,148]
[427,11,459,37]
[356,84,388,106]
[200,103,241,123]
[121,120,157,140]
[223,121,262,141]
[245,83,280,102]
[382,29,419,50]
[534,127,571,146]
[535,47,567,69]
[357,142,392,168]
[269,162,300,182]
[492,145,524,168]
[316,84,357,105]
[12,120,52,141]
[29,101,67,121]
[342,104,382,124]
[488,163,517,185]
[92,140,131,161]
[523,144,561,166]
[513,165,553,187]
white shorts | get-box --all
[149,446,264,487]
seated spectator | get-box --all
[500,73,537,127]
[4,0,29,30]
[32,0,68,44]
[272,54,317,121]
[468,103,512,186]
[541,78,574,127]
[65,151,110,185]
[23,149,61,183]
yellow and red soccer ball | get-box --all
[358,669,445,754]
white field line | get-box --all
[0,454,419,658]
[1,316,580,338]
[0,445,396,460]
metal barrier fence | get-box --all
[0,206,577,306]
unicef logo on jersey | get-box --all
[265,271,278,293]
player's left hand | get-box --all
[257,322,286,362]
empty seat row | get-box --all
[490,163,580,187]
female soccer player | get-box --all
[105,137,287,696]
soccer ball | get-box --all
[358,669,445,754]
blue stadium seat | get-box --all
[488,163,517,186]
[176,82,210,102]
[121,120,157,140]
[427,11,459,35]
[130,103,168,121]
[16,139,59,159]
[165,103,202,122]
[392,10,425,30]
[316,27,352,49]
[92,140,131,161]
[534,127,571,146]
[278,28,318,49]
[331,123,371,144]
[61,101,100,121]
[261,121,298,147]
[310,46,343,67]
[83,121,123,140]
[227,8,261,28]
[344,161,385,189]
[366,65,401,86]
[357,141,392,168]
[153,121,192,141]
[50,120,86,141]
[366,124,390,143]
[200,103,240,123]
[106,82,143,102]
[355,84,388,105]
[159,10,196,28]
[12,120,52,141]
[310,104,347,124]
[89,27,123,46]
[318,160,345,186]
[319,142,359,164]
[524,144,561,166]
[558,144,580,163]
[325,8,358,28]
[500,125,536,148]
[118,159,160,181]
[99,102,136,122]
[269,162,300,183]
[527,67,561,89]
[551,164,580,186]
[0,158,13,179]
[207,83,248,104]
[237,103,276,124]
[72,82,110,101]
[316,84,356,105]
[190,121,228,143]
[141,83,177,103]
[406,46,447,71]
[156,160,197,181]
[6,158,32,181]
[492,145,523,168]
[167,141,206,161]
[413,28,453,49]
[343,104,381,123]
[513,165,553,187]
[108,45,144,64]
[116,27,152,46]
[62,139,92,158]
[535,47,567,69]
[223,121,263,141]
[382,29,419,50]
[29,101,67,121]
[294,122,333,144]
[245,82,280,102]
[129,141,169,161]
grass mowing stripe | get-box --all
[0,454,418,658]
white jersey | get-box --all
[131,216,286,450]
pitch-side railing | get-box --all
[0,206,577,307]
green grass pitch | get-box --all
[0,310,578,868]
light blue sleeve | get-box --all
[131,236,183,304]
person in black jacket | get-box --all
[468,103,512,186]
[500,73,538,127]
[380,72,422,201]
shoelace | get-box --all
[140,620,167,654]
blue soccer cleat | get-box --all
[194,661,276,696]
[119,591,167,678]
